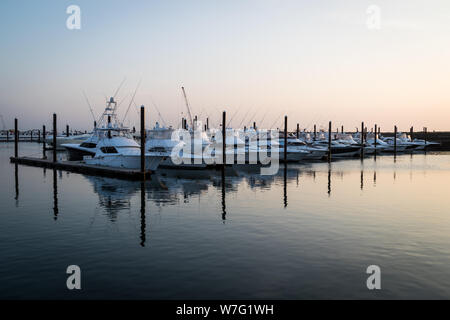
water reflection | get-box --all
[14,163,19,204]
[53,169,58,221]
[140,181,146,247]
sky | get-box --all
[0,0,450,132]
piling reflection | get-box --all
[327,164,331,196]
[283,166,287,208]
[53,169,58,221]
[221,167,226,222]
[14,163,19,205]
[140,181,146,247]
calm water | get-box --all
[1,143,450,299]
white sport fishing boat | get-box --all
[84,128,165,171]
[146,122,214,168]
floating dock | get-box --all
[10,157,151,180]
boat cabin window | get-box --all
[80,142,97,148]
[100,146,118,154]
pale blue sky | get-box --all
[1,0,450,131]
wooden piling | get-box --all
[38,130,41,143]
[284,116,288,163]
[424,127,427,146]
[30,130,33,142]
[66,125,69,137]
[14,118,18,158]
[140,106,145,178]
[410,126,413,141]
[296,123,300,139]
[394,125,397,155]
[42,125,46,158]
[314,124,317,141]
[206,117,209,130]
[374,124,378,154]
[361,122,364,158]
[253,121,256,130]
[53,114,57,163]
[328,121,332,161]
[341,125,344,134]
[222,111,226,166]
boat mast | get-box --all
[181,87,194,129]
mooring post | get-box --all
[341,125,344,134]
[296,123,299,139]
[53,114,57,163]
[374,124,378,155]
[14,118,18,158]
[394,125,397,155]
[206,117,209,130]
[253,121,256,130]
[360,122,364,159]
[424,127,427,146]
[94,121,97,129]
[38,130,41,143]
[66,125,69,137]
[410,126,413,141]
[284,116,288,163]
[222,111,226,166]
[42,125,46,158]
[314,124,317,141]
[140,106,145,178]
[328,121,332,161]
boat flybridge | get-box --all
[84,126,166,171]
[62,97,166,171]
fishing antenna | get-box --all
[181,87,194,129]
[122,79,142,122]
[112,77,126,101]
[226,109,240,127]
[149,95,168,127]
[82,91,96,122]
[237,107,252,129]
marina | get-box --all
[2,142,450,299]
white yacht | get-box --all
[84,129,165,171]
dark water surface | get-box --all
[1,143,450,299]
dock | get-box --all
[10,157,151,181]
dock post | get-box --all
[38,130,41,143]
[410,126,413,141]
[424,127,427,146]
[42,125,46,159]
[30,130,33,142]
[394,125,397,156]
[53,113,57,163]
[222,111,226,166]
[361,122,364,159]
[140,106,145,179]
[253,121,256,130]
[66,125,69,137]
[296,123,299,139]
[94,121,97,129]
[284,116,288,163]
[374,124,378,156]
[206,117,209,130]
[14,118,18,158]
[314,124,317,141]
[328,121,332,161]
[341,125,344,134]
